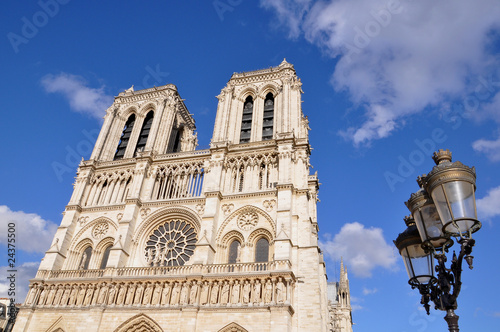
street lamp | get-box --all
[394,149,481,332]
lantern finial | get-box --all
[432,149,452,165]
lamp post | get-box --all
[394,149,480,332]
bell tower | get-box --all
[14,61,350,332]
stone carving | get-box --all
[263,199,276,212]
[143,283,153,305]
[144,219,197,267]
[252,280,261,304]
[107,284,116,305]
[276,278,285,303]
[78,216,89,225]
[92,222,109,239]
[180,282,189,305]
[134,283,144,305]
[195,204,205,215]
[210,282,219,305]
[161,283,171,305]
[220,281,230,304]
[237,212,258,231]
[117,213,123,222]
[152,283,162,305]
[231,280,240,304]
[140,208,151,219]
[189,282,198,304]
[116,284,126,305]
[28,277,290,309]
[200,281,209,305]
[170,283,181,305]
[242,280,251,304]
[221,203,234,216]
[264,280,273,304]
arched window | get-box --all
[228,240,241,264]
[255,238,269,263]
[134,111,154,155]
[79,246,92,270]
[99,244,113,269]
[239,96,253,143]
[262,93,274,140]
[172,125,184,152]
[114,114,136,160]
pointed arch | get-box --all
[216,205,276,242]
[218,322,249,332]
[113,314,163,332]
[114,113,136,160]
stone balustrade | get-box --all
[35,260,292,280]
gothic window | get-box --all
[239,96,253,143]
[262,93,274,140]
[255,237,269,263]
[99,244,112,269]
[134,111,154,155]
[79,246,92,270]
[228,240,241,264]
[238,166,245,192]
[114,114,136,160]
[144,220,197,267]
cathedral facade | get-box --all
[13,61,352,332]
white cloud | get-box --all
[261,0,500,145]
[320,222,397,278]
[0,262,39,303]
[472,136,500,162]
[362,287,378,295]
[41,73,113,119]
[0,205,58,253]
[476,185,500,219]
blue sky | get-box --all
[1,1,500,331]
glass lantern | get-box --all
[394,217,435,286]
[425,150,480,236]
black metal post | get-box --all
[444,309,460,332]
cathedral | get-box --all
[13,60,352,332]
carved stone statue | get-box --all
[134,283,144,305]
[107,284,116,305]
[83,286,94,306]
[97,283,108,304]
[200,281,209,305]
[276,278,285,303]
[242,281,251,304]
[46,285,56,306]
[210,282,219,305]
[189,282,198,304]
[116,284,126,305]
[38,287,47,305]
[68,285,78,306]
[170,283,181,305]
[79,252,87,270]
[264,280,273,303]
[180,282,189,305]
[231,280,240,304]
[26,285,38,305]
[152,283,162,305]
[76,286,86,306]
[54,286,64,306]
[143,283,153,305]
[125,284,136,305]
[220,281,230,304]
[161,283,171,305]
[252,280,261,304]
[60,285,71,306]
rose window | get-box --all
[237,212,258,231]
[144,219,197,266]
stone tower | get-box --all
[14,60,352,332]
